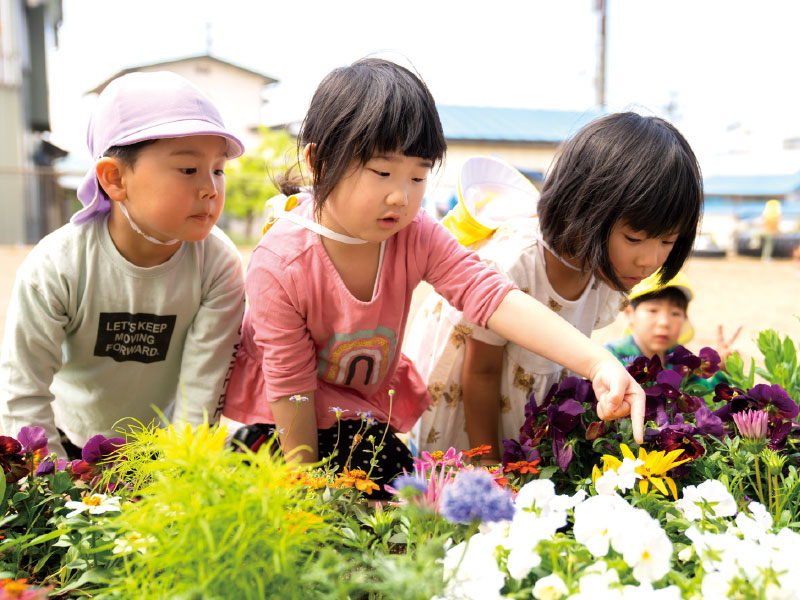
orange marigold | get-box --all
[461,444,493,458]
[335,468,380,495]
[504,460,541,475]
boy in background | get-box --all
[605,272,739,388]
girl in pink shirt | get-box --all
[223,58,644,495]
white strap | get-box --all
[264,194,367,245]
[537,231,583,272]
[119,203,180,246]
[275,209,367,245]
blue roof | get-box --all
[436,105,605,143]
[703,172,800,196]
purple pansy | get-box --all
[698,347,722,378]
[35,456,67,476]
[17,426,48,457]
[695,405,725,438]
[666,345,701,377]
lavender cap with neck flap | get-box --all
[71,71,245,225]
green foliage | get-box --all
[754,329,800,401]
[723,351,756,391]
[93,426,334,599]
[223,128,298,241]
[0,470,83,582]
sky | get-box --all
[45,0,800,176]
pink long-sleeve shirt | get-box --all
[223,195,516,431]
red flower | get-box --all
[0,436,29,484]
[504,460,541,475]
[461,444,493,458]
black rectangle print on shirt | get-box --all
[94,313,177,363]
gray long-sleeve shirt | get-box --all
[0,216,245,458]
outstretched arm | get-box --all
[487,289,645,443]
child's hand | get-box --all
[717,324,743,364]
[590,358,645,444]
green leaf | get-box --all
[21,527,72,548]
[538,466,559,480]
[0,533,34,550]
[56,567,114,592]
[51,470,74,494]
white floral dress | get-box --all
[404,217,627,455]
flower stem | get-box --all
[774,475,780,516]
[767,468,773,515]
[754,455,765,505]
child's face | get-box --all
[626,298,686,358]
[118,135,228,243]
[320,152,433,243]
[607,223,678,290]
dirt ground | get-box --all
[1,245,799,373]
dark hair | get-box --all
[277,58,447,215]
[537,112,702,290]
[631,287,688,312]
[103,139,159,167]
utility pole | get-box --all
[594,0,607,108]
[205,21,213,56]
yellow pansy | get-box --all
[619,443,690,500]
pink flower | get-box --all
[388,447,465,509]
[733,409,769,440]
[417,447,463,470]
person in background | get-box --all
[0,72,246,459]
[405,113,704,463]
[761,199,782,262]
[605,271,741,390]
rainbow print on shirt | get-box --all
[317,327,397,388]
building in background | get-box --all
[425,105,605,216]
[0,0,66,245]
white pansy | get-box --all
[619,583,683,600]
[699,571,734,600]
[676,480,737,521]
[533,574,569,600]
[515,480,585,517]
[686,527,739,576]
[573,494,630,557]
[440,533,505,600]
[612,509,672,584]
[615,457,644,490]
[64,494,122,518]
[735,502,772,542]
[502,510,563,580]
[595,457,642,495]
[515,479,556,511]
[577,561,620,594]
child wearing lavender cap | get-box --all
[0,71,246,459]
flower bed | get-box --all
[1,328,799,599]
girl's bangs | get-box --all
[363,94,445,164]
[622,179,702,240]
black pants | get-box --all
[231,420,415,500]
[58,429,84,461]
